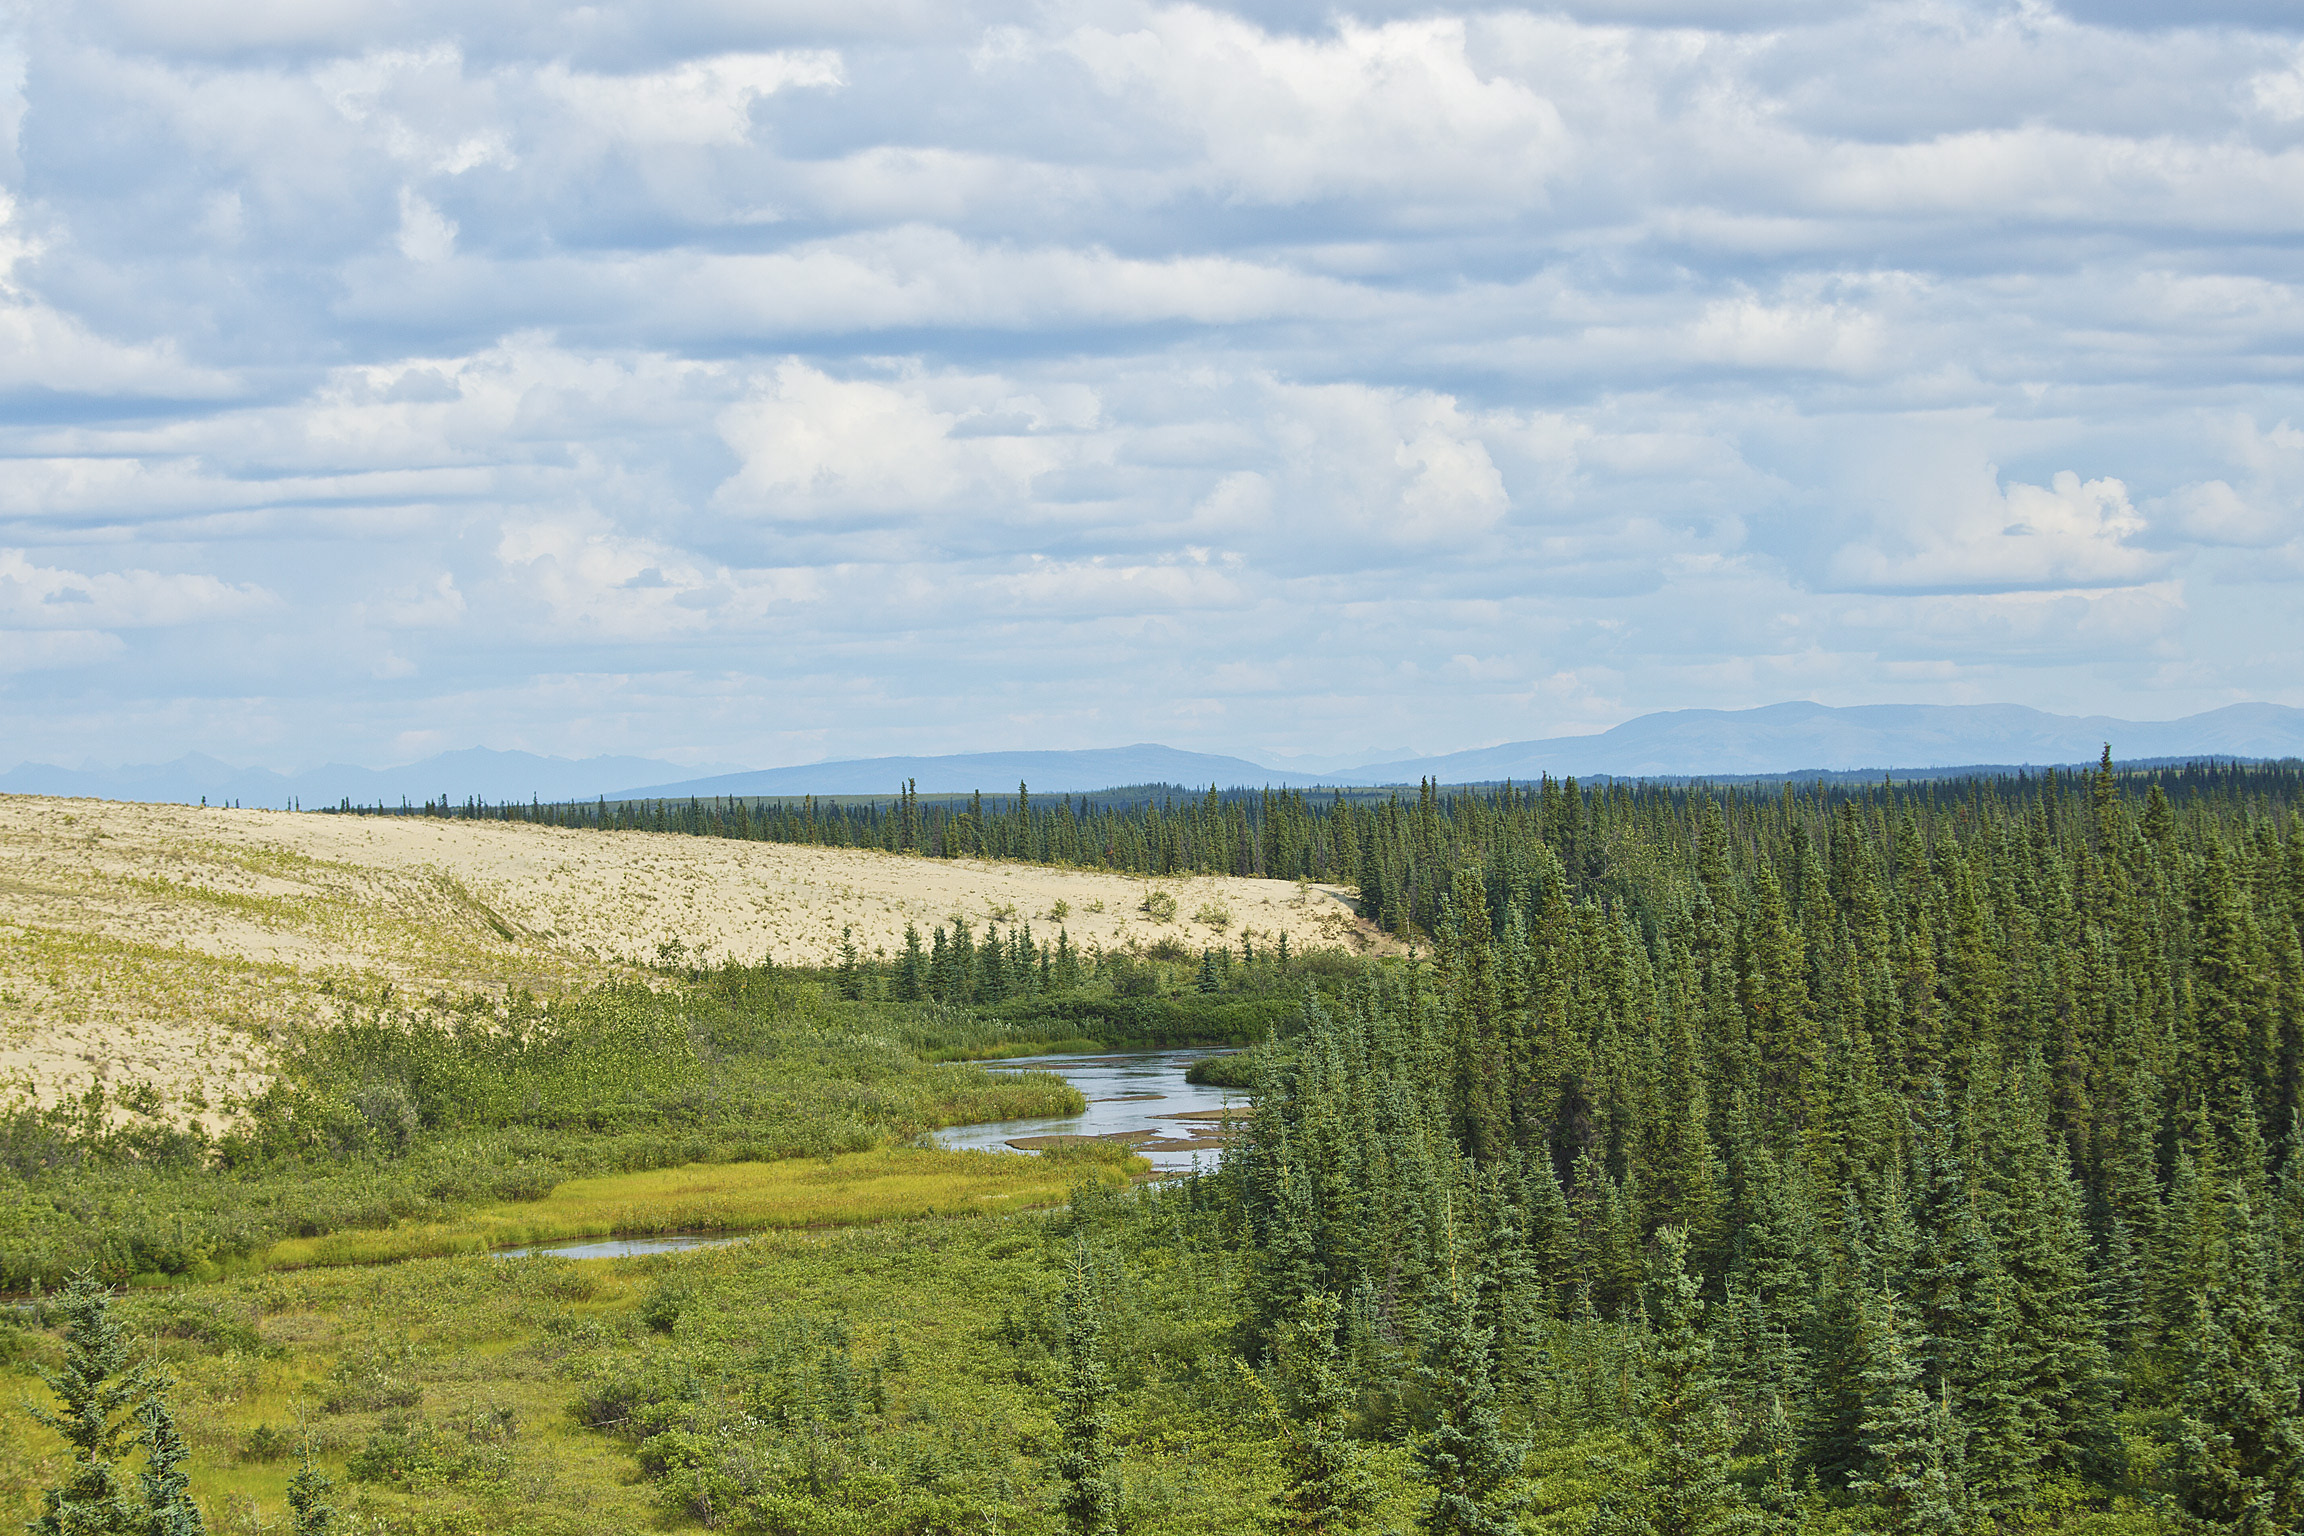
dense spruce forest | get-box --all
[1194,752,2304,1533]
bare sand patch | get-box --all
[0,793,1386,1114]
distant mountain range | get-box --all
[603,745,1321,798]
[0,747,738,809]
[8,702,2302,808]
[1331,701,2304,784]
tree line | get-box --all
[333,760,2303,932]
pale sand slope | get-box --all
[0,793,1386,1116]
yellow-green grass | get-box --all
[0,1212,1299,1534]
[3,1252,673,1532]
[258,1146,1141,1271]
[920,1034,1105,1062]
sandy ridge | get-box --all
[0,793,1385,1115]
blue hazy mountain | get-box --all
[10,703,2301,807]
[1332,701,2304,784]
[0,747,730,808]
[605,745,1335,798]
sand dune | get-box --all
[0,794,1384,1116]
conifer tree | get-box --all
[1850,1286,1965,1536]
[286,1451,335,1536]
[28,1271,147,1536]
[1637,1226,1753,1536]
[1415,1273,1521,1536]
[134,1390,204,1536]
[836,925,864,1000]
[978,924,1010,1003]
[1250,1292,1379,1534]
[1054,1248,1121,1536]
[895,922,925,1003]
[1902,1084,1990,1412]
[951,919,978,1004]
[2173,1188,2304,1535]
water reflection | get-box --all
[495,1232,751,1260]
[492,1049,1245,1259]
[935,1047,1245,1173]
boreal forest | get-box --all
[4,758,2299,1534]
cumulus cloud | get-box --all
[0,549,273,632]
[1826,469,2163,592]
[2,0,2303,769]
[1056,9,1568,207]
[536,53,844,147]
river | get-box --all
[497,1046,1242,1259]
[933,1046,1246,1173]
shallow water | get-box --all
[492,1049,1244,1258]
[934,1047,1246,1173]
[495,1232,752,1260]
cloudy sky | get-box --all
[3,0,2302,772]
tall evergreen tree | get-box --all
[1053,1248,1121,1536]
[1415,1272,1522,1536]
[133,1390,204,1536]
[2173,1188,2304,1535]
[895,922,925,1002]
[1637,1227,1752,1536]
[27,1272,147,1536]
[1249,1292,1379,1535]
[1849,1286,1966,1536]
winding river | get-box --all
[497,1046,1242,1259]
[933,1046,1246,1173]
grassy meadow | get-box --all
[0,1185,1429,1536]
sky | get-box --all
[3,0,2302,773]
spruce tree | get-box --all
[285,1451,335,1536]
[2173,1188,2304,1535]
[1253,1292,1378,1534]
[836,924,864,1000]
[895,922,925,1003]
[978,924,1009,1003]
[951,919,978,1004]
[1638,1226,1753,1536]
[1850,1285,1965,1536]
[28,1271,147,1536]
[1054,1248,1121,1536]
[1415,1274,1521,1536]
[134,1390,204,1536]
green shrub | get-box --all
[239,1423,292,1463]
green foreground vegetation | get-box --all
[5,757,2302,1534]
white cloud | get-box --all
[395,187,457,261]
[536,53,844,148]
[494,517,821,640]
[7,0,2304,769]
[1060,8,1568,207]
[0,549,273,629]
[2250,48,2304,123]
[1830,468,2164,592]
[713,361,1065,518]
